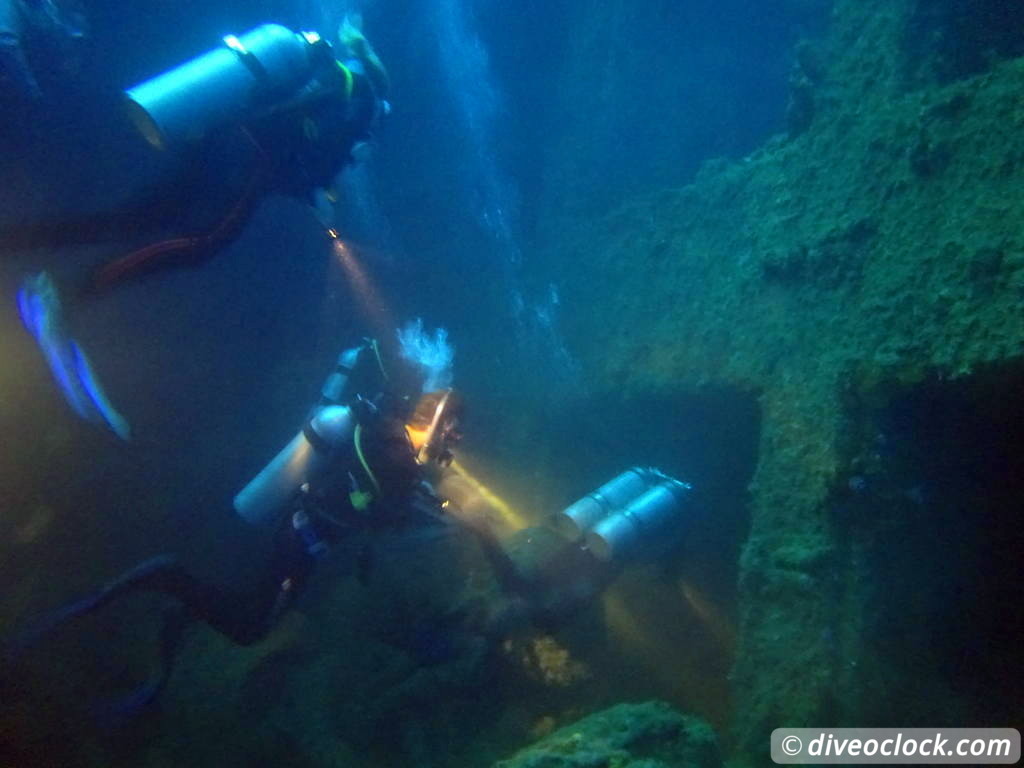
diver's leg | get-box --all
[110,554,303,647]
[241,517,319,642]
[4,555,179,658]
[5,547,311,722]
[7,554,270,655]
[120,519,320,646]
[9,509,321,665]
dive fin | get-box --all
[70,342,131,440]
[17,272,131,440]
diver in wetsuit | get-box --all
[93,15,391,289]
[6,332,696,718]
[6,335,464,712]
[10,17,390,440]
[4,15,388,286]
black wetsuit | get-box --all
[250,57,381,198]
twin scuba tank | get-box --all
[551,467,693,564]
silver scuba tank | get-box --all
[551,467,693,564]
[233,405,354,527]
[125,24,325,149]
[319,343,364,407]
[583,479,692,563]
[550,467,658,542]
[233,341,370,527]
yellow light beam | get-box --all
[444,459,530,534]
[332,239,394,338]
[679,579,736,651]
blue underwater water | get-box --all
[2,1,1024,766]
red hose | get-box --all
[92,130,271,291]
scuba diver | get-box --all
[6,15,391,289]
[6,325,464,714]
[6,14,389,286]
[92,14,391,289]
[5,324,696,722]
[10,16,391,440]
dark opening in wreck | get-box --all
[836,363,1024,725]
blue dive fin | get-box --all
[92,603,190,728]
[17,276,93,419]
[70,342,130,441]
[16,272,130,440]
[4,555,179,663]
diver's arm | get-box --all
[338,14,389,98]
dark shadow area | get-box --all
[903,0,1024,87]
[837,362,1024,725]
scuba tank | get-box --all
[550,468,693,565]
[233,340,383,527]
[233,404,354,527]
[584,479,693,562]
[125,24,335,150]
[551,467,659,542]
[317,339,380,409]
